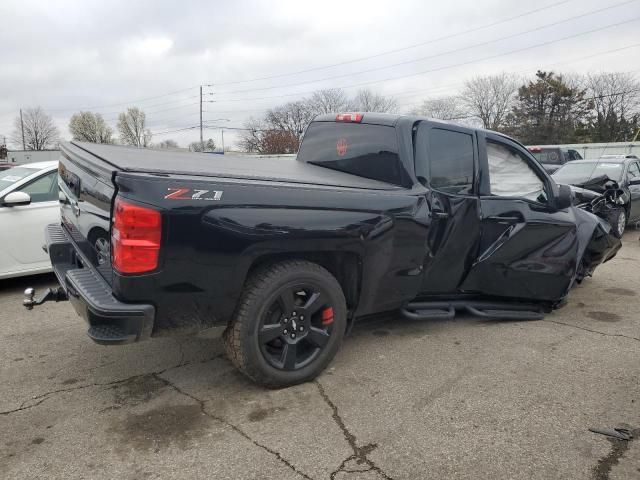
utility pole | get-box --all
[221,129,224,154]
[199,86,203,149]
[20,109,26,150]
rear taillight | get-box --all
[335,112,363,123]
[111,198,161,274]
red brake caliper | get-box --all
[322,307,334,326]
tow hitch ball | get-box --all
[23,287,68,310]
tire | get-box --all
[223,260,347,388]
[88,229,110,265]
[607,208,626,238]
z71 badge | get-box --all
[165,188,223,201]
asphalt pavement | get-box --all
[1,234,639,479]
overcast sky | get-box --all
[1,0,639,149]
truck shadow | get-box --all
[0,272,58,293]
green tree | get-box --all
[506,71,593,144]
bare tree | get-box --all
[69,111,113,144]
[117,107,151,147]
[411,96,467,120]
[307,88,351,114]
[586,72,640,141]
[189,138,216,152]
[461,73,518,130]
[155,139,179,149]
[265,100,315,143]
[238,118,265,153]
[351,89,398,113]
[238,118,299,154]
[11,107,59,150]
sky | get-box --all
[0,0,639,150]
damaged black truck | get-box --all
[25,113,621,387]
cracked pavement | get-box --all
[1,234,639,479]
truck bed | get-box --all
[64,141,400,191]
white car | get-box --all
[0,161,59,279]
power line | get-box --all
[205,41,640,106]
[216,3,639,96]
[256,17,640,96]
[137,44,640,135]
[94,95,200,116]
[212,0,576,86]
[42,86,199,113]
[101,101,200,122]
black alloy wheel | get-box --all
[223,260,347,388]
[258,283,334,371]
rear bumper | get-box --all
[46,223,155,345]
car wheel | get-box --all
[88,231,110,265]
[607,208,626,238]
[223,260,347,388]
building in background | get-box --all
[4,150,60,165]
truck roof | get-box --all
[61,141,400,191]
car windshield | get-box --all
[553,161,624,185]
[530,149,563,165]
[0,166,39,191]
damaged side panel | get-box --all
[460,199,621,304]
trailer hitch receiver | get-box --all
[23,287,68,310]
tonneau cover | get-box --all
[63,141,400,191]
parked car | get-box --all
[25,114,620,387]
[0,161,59,279]
[552,155,640,237]
[528,146,583,173]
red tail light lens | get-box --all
[111,198,161,274]
[335,113,363,123]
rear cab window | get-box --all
[297,122,409,187]
[423,128,475,195]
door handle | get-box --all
[486,215,520,222]
[431,211,449,220]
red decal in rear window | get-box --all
[336,138,348,157]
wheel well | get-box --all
[87,226,109,244]
[248,252,362,313]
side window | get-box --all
[426,128,474,195]
[568,150,582,160]
[627,162,640,182]
[487,141,547,203]
[20,171,58,203]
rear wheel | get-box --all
[223,260,347,388]
[88,229,110,265]
[607,208,626,238]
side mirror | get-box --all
[554,184,573,210]
[3,191,31,207]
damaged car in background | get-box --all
[552,155,640,237]
[24,114,622,387]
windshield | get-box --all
[553,161,624,185]
[0,166,39,191]
[530,148,563,165]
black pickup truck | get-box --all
[25,113,620,387]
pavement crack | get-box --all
[592,428,638,480]
[0,352,223,416]
[543,319,640,342]
[314,380,393,480]
[153,373,313,480]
